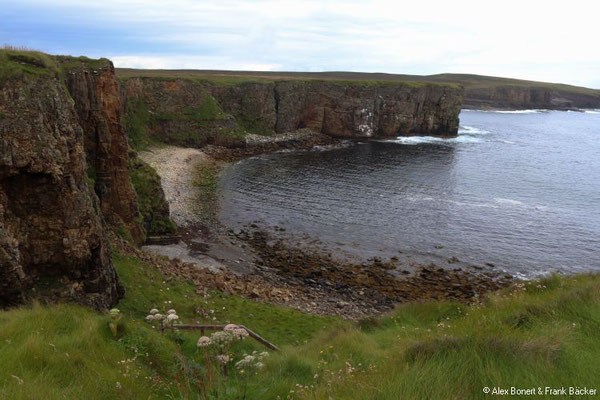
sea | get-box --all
[218,110,600,278]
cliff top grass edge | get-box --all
[0,47,112,84]
[115,68,461,89]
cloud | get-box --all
[2,0,599,88]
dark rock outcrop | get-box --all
[0,73,123,309]
[129,155,176,236]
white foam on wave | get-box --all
[494,198,524,206]
[496,139,517,145]
[390,135,482,145]
[458,125,490,135]
[584,109,600,114]
[494,109,549,114]
[462,109,549,114]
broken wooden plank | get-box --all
[173,324,280,351]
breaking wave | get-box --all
[388,135,482,145]
[458,125,490,135]
[462,109,549,114]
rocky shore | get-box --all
[137,133,515,319]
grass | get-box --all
[240,274,600,399]
[0,250,339,399]
[113,252,338,346]
[129,155,177,236]
[0,47,113,86]
[123,99,155,151]
[428,73,600,96]
[1,250,598,399]
[0,47,59,84]
[55,55,111,72]
[122,94,246,148]
[116,68,600,96]
[116,69,452,89]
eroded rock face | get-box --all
[0,76,123,309]
[120,78,463,148]
[464,86,600,110]
[64,61,143,242]
[269,81,462,137]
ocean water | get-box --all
[218,110,600,277]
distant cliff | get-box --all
[461,85,600,110]
[426,74,600,110]
[118,69,600,111]
[119,75,463,148]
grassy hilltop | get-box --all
[117,68,600,110]
[116,68,599,95]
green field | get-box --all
[115,68,456,89]
[1,248,598,399]
[116,68,600,96]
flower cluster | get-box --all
[145,307,179,330]
[195,324,257,377]
[234,351,269,372]
[224,324,249,340]
[216,354,230,365]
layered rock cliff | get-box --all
[0,55,123,308]
[462,85,600,110]
[119,70,600,112]
[119,77,463,148]
[0,50,178,308]
[60,58,144,242]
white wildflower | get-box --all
[197,336,212,347]
[167,309,177,315]
[149,308,159,315]
[145,314,154,322]
[235,355,256,369]
[232,327,249,340]
[211,331,233,347]
[255,362,265,369]
[153,313,164,321]
[166,314,179,323]
[216,354,230,364]
[257,351,269,360]
[223,324,238,332]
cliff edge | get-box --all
[0,51,125,308]
[118,73,463,148]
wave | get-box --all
[584,109,600,114]
[458,125,490,135]
[494,109,550,114]
[462,109,549,114]
[389,135,482,145]
[494,198,524,206]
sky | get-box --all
[1,0,599,88]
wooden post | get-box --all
[173,324,280,351]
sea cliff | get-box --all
[0,50,173,308]
[0,52,124,308]
[119,75,463,148]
